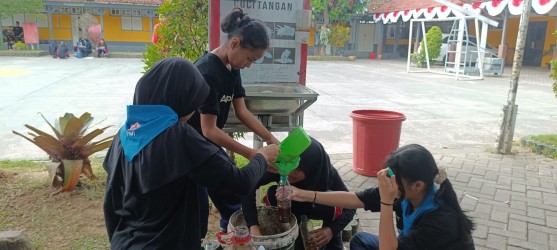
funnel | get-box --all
[276,127,311,163]
[275,156,300,176]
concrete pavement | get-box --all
[0,56,556,249]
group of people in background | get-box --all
[2,21,24,50]
[47,37,108,59]
[102,8,476,250]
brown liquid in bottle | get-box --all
[277,204,291,223]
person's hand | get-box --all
[266,161,280,174]
[249,225,261,236]
[309,227,333,248]
[284,186,311,202]
[265,136,280,146]
[256,144,279,163]
[377,168,398,204]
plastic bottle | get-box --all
[217,225,256,250]
[276,176,292,223]
[300,215,318,250]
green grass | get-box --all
[531,134,557,147]
[81,157,108,200]
[0,160,46,169]
[235,154,249,168]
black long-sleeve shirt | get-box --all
[104,123,267,250]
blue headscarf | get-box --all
[400,185,439,235]
[120,57,209,162]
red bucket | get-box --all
[349,110,406,176]
[369,53,376,60]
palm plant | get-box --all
[13,112,113,192]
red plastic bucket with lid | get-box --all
[349,110,406,177]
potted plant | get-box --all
[13,112,113,192]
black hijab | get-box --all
[134,57,209,117]
[294,137,331,191]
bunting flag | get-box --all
[485,0,509,16]
[437,6,452,18]
[401,9,415,22]
[370,0,557,24]
[532,0,557,14]
[508,0,525,15]
[423,7,437,19]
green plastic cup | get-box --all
[276,127,311,163]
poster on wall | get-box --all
[220,0,303,83]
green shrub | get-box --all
[417,26,443,63]
[330,25,350,48]
[549,31,557,99]
[13,41,26,50]
[142,0,208,73]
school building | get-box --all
[1,0,163,52]
[345,0,557,68]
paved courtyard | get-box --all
[1,57,556,249]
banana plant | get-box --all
[13,112,113,192]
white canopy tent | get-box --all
[406,0,499,80]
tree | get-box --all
[311,0,368,26]
[142,0,208,72]
[0,0,44,20]
[311,0,368,55]
[330,24,350,55]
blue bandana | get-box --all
[120,105,178,162]
[400,185,439,235]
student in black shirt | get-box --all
[103,57,279,249]
[287,144,476,250]
[13,21,23,42]
[189,8,279,237]
[241,138,355,249]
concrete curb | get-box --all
[521,136,557,158]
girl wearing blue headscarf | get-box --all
[103,57,279,249]
[287,144,475,250]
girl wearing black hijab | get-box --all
[103,57,279,249]
[241,138,356,249]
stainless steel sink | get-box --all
[224,83,318,134]
[243,83,318,115]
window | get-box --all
[121,16,143,31]
[132,10,141,16]
[71,7,83,14]
[122,9,131,16]
[111,9,121,16]
[60,7,70,14]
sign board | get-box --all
[212,0,307,84]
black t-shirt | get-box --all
[188,53,246,135]
[13,26,23,37]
